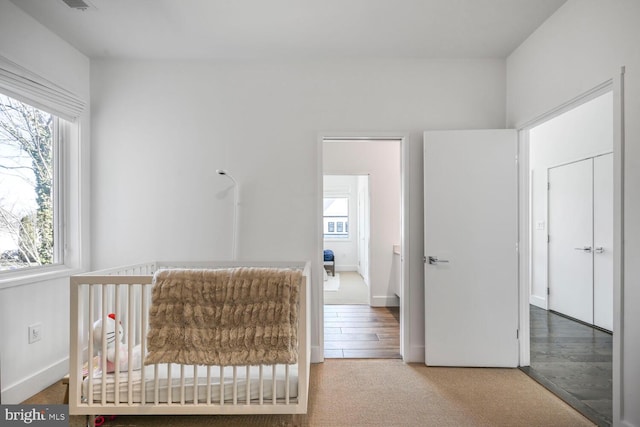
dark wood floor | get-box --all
[324,304,401,359]
[523,305,612,427]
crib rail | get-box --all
[69,261,310,416]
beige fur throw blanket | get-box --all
[144,267,302,366]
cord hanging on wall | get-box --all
[216,169,239,261]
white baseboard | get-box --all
[404,345,425,364]
[311,346,323,364]
[371,295,400,307]
[530,295,547,310]
[1,357,68,404]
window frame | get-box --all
[323,196,351,241]
[0,92,66,273]
[0,55,85,287]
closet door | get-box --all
[548,159,594,324]
[593,153,613,331]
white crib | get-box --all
[69,261,311,424]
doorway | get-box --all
[321,138,402,359]
[323,175,370,306]
[523,88,613,426]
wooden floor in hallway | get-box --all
[522,305,612,427]
[324,304,401,359]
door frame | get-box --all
[316,132,410,362]
[516,74,623,423]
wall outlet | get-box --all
[28,323,42,344]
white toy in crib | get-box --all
[92,313,142,372]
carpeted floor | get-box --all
[323,271,369,305]
[25,359,594,427]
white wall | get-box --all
[91,58,507,362]
[0,0,90,403]
[529,91,613,308]
[324,141,400,306]
[323,175,359,272]
[507,1,640,425]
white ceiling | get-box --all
[10,0,567,60]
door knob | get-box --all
[574,246,592,253]
[595,247,605,254]
[427,256,449,265]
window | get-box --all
[323,197,349,240]
[0,93,63,271]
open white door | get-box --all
[424,129,518,367]
[593,153,613,331]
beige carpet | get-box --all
[27,359,594,427]
[323,271,369,305]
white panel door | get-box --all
[593,153,613,331]
[548,159,594,324]
[424,129,518,367]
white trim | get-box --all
[612,66,625,427]
[517,76,622,423]
[515,80,613,131]
[318,131,410,362]
[529,295,547,310]
[314,136,325,363]
[371,295,400,307]
[334,265,358,272]
[518,129,531,366]
[0,265,83,290]
[1,356,68,404]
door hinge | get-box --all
[547,235,550,243]
[423,255,426,264]
[547,182,550,190]
[547,287,550,295]
[516,329,519,339]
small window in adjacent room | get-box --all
[0,93,63,271]
[323,197,349,240]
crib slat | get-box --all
[285,364,290,404]
[114,286,120,406]
[101,287,108,406]
[233,366,238,405]
[193,365,198,405]
[167,364,172,404]
[246,366,251,405]
[154,364,159,405]
[128,285,134,405]
[219,366,224,406]
[180,365,186,405]
[206,366,212,405]
[272,365,276,405]
[87,285,95,407]
[141,284,148,406]
[259,365,264,405]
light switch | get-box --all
[535,221,545,231]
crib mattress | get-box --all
[82,363,298,404]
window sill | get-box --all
[0,265,84,290]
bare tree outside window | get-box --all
[0,93,56,270]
